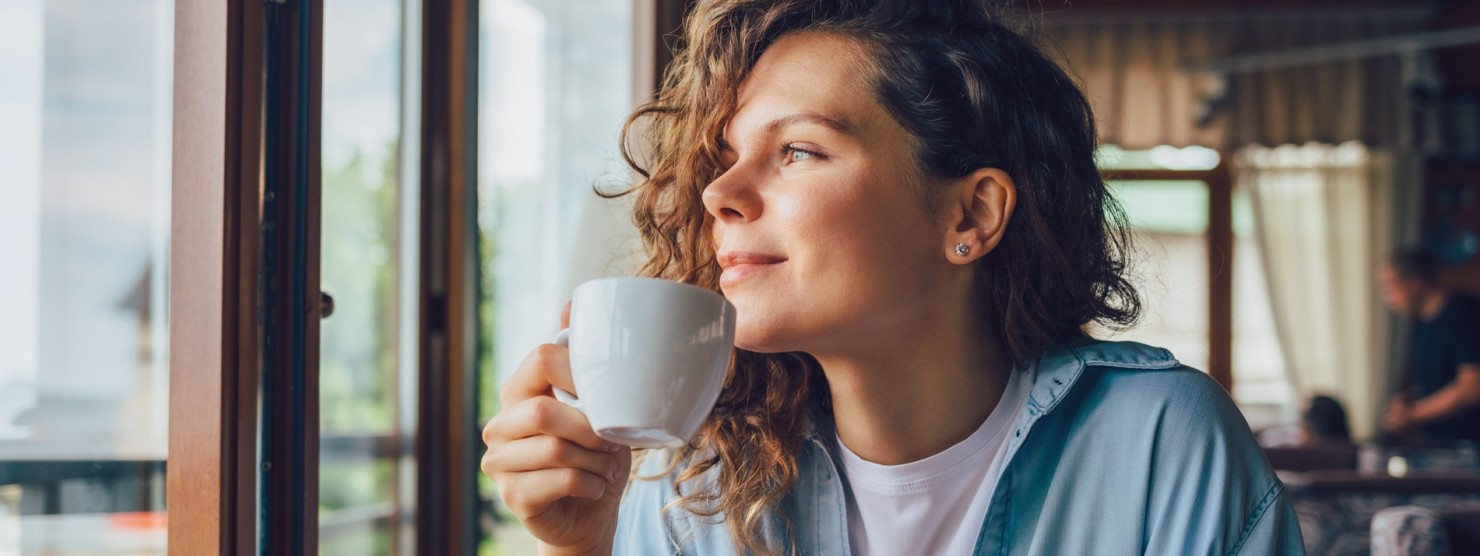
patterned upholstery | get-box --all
[1283,471,1480,555]
[1371,506,1450,556]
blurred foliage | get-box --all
[320,141,399,433]
[318,143,398,554]
[319,460,394,513]
[321,527,392,556]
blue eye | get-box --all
[781,144,820,164]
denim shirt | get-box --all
[614,339,1305,554]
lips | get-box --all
[718,251,786,287]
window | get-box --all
[0,0,173,553]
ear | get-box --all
[944,168,1016,264]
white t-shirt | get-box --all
[837,367,1032,555]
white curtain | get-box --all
[1240,142,1392,440]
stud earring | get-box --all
[954,243,970,257]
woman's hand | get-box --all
[481,304,632,555]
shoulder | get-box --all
[1084,362,1237,423]
[1047,339,1231,419]
[1034,340,1269,487]
[1036,340,1294,552]
[1037,338,1236,428]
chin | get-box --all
[733,324,790,354]
[731,309,804,354]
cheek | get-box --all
[729,167,943,351]
[778,179,943,302]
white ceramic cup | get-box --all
[552,277,736,449]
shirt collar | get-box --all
[799,336,1182,441]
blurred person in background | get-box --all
[1380,248,1480,445]
[1304,395,1354,445]
[1260,395,1354,448]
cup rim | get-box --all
[576,276,733,307]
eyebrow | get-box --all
[764,112,855,135]
[720,112,856,150]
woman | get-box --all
[481,1,1304,554]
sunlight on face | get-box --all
[702,32,956,355]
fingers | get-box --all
[497,302,577,408]
[485,396,617,453]
[483,436,623,482]
[498,468,610,518]
[500,343,577,408]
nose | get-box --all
[702,163,763,224]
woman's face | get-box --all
[704,32,959,354]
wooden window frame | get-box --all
[169,0,324,553]
[416,0,479,553]
[168,0,266,553]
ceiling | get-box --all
[1025,0,1480,94]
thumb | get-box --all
[561,300,572,329]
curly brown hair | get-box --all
[606,0,1140,553]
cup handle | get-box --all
[550,328,582,411]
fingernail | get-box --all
[602,442,623,452]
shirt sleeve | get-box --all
[1232,485,1306,555]
[1138,368,1308,555]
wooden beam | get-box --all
[634,0,691,100]
[1206,159,1236,393]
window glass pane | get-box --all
[1102,179,1211,373]
[0,0,172,553]
[321,0,402,436]
[321,526,393,556]
[1114,180,1211,234]
[1098,144,1222,171]
[320,0,413,552]
[320,460,395,513]
[476,0,636,551]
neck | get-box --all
[814,307,1013,466]
[1419,290,1450,321]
